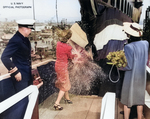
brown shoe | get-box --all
[54,104,63,110]
[64,99,73,104]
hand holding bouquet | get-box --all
[106,50,127,68]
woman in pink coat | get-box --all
[54,29,74,110]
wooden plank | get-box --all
[100,92,116,119]
[115,99,124,119]
[143,105,150,119]
[39,93,135,119]
[86,96,102,119]
[54,96,94,119]
[39,93,59,119]
[39,93,101,119]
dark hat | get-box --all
[16,19,35,30]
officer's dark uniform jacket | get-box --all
[1,31,32,88]
[1,31,33,119]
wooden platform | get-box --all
[39,92,150,119]
[39,93,124,119]
[39,93,102,119]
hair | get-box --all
[18,25,23,29]
[128,35,141,43]
[58,29,72,43]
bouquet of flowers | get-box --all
[106,50,127,68]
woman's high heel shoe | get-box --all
[54,104,63,110]
[65,99,73,104]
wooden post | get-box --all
[31,96,39,119]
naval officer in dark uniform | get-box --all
[1,19,35,119]
[1,19,35,92]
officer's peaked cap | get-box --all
[17,19,35,30]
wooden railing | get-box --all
[100,92,116,119]
[0,59,55,81]
[0,85,39,119]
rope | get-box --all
[109,65,120,83]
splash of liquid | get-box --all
[68,42,106,95]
